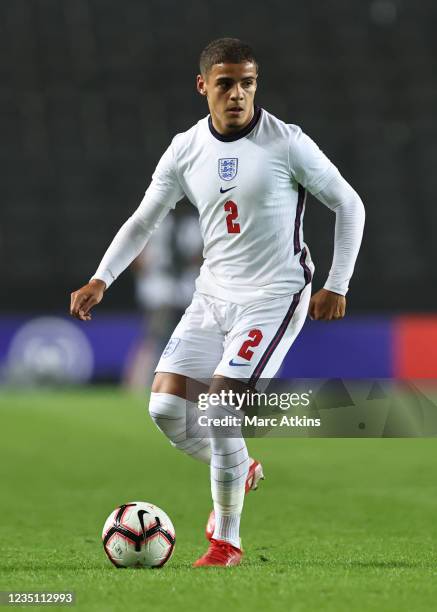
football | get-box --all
[102,501,175,568]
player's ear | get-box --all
[196,74,207,96]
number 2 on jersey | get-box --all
[224,200,240,234]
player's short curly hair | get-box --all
[199,38,258,76]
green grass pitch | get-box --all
[1,387,437,611]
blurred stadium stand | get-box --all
[0,0,436,382]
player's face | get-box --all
[197,62,258,135]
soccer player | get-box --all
[70,38,365,567]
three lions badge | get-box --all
[218,158,238,181]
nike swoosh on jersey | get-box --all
[220,186,236,193]
[229,359,251,366]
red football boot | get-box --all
[193,538,243,568]
[205,458,264,541]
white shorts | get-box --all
[155,283,311,387]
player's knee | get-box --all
[148,393,200,455]
[148,392,186,421]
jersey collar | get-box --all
[208,106,262,142]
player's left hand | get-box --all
[308,288,346,321]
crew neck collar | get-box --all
[208,106,262,142]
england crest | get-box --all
[162,337,180,358]
[218,158,238,182]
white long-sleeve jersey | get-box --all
[93,107,365,303]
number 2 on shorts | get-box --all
[238,329,263,361]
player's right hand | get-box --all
[70,279,106,321]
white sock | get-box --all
[149,392,211,464]
[209,404,249,549]
[213,513,242,550]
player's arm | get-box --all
[309,172,365,320]
[70,144,184,321]
[288,126,365,321]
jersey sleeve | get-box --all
[288,125,338,195]
[145,140,185,208]
[316,171,365,295]
[92,142,185,288]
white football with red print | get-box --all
[102,501,175,568]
